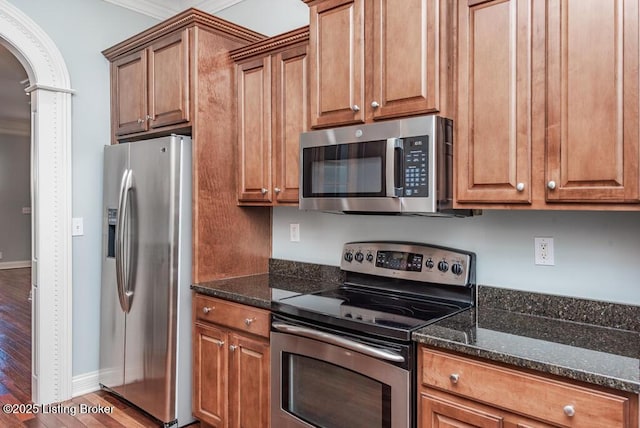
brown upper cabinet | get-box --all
[231,27,309,205]
[456,0,640,210]
[303,0,454,128]
[109,29,190,138]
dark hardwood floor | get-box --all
[0,267,194,427]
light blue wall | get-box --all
[8,0,158,376]
[273,207,640,305]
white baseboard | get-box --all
[0,260,31,270]
[72,370,101,397]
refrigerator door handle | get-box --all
[115,168,133,313]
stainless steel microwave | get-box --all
[299,115,474,216]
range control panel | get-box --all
[341,241,475,287]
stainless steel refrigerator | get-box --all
[99,135,193,427]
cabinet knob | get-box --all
[547,180,557,190]
[146,114,153,121]
[449,373,460,384]
[516,182,525,192]
[202,306,213,314]
[137,118,144,124]
[274,187,281,194]
[563,405,575,417]
[351,105,360,112]
[260,188,268,195]
[371,101,380,109]
[244,317,256,326]
[229,345,238,352]
[215,339,225,348]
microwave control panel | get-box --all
[403,136,429,197]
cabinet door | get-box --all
[546,0,639,203]
[228,334,270,428]
[456,0,534,204]
[308,0,365,128]
[371,0,440,120]
[237,57,272,203]
[112,49,148,136]
[273,45,308,204]
[148,29,190,129]
[193,323,228,427]
[420,392,503,428]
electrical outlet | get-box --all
[534,237,554,266]
[72,217,84,236]
[289,223,300,242]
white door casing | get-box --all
[0,0,73,404]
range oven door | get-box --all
[271,323,410,428]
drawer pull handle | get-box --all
[563,405,575,417]
[244,317,256,326]
[202,306,213,314]
[449,373,459,384]
[214,340,224,348]
[229,345,238,351]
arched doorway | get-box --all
[0,0,73,404]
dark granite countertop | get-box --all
[413,307,640,393]
[192,261,639,395]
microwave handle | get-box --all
[386,138,404,197]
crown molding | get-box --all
[102,0,244,20]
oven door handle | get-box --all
[272,322,405,363]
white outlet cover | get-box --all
[534,237,554,266]
[72,217,84,236]
[289,223,300,242]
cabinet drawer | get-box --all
[194,294,270,338]
[421,348,630,427]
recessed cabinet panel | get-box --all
[275,46,308,203]
[114,50,147,136]
[457,0,532,203]
[372,0,439,119]
[237,58,272,202]
[148,30,190,129]
[546,0,639,202]
[310,0,364,127]
[193,323,227,427]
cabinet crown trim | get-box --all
[102,7,265,60]
[230,26,309,61]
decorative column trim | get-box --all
[0,0,73,405]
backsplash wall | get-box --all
[272,207,640,305]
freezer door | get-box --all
[99,143,129,393]
[123,135,184,423]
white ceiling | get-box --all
[102,0,245,20]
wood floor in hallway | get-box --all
[0,267,191,427]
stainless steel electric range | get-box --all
[271,241,476,428]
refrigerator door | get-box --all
[122,135,183,423]
[99,143,129,393]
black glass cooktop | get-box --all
[272,286,469,341]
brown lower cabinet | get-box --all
[419,347,639,428]
[193,294,270,428]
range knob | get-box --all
[451,263,464,276]
[425,258,435,269]
[354,252,364,263]
[437,260,449,272]
[366,252,374,262]
[344,251,353,262]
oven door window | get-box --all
[302,141,387,197]
[282,353,391,428]
[272,331,409,428]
